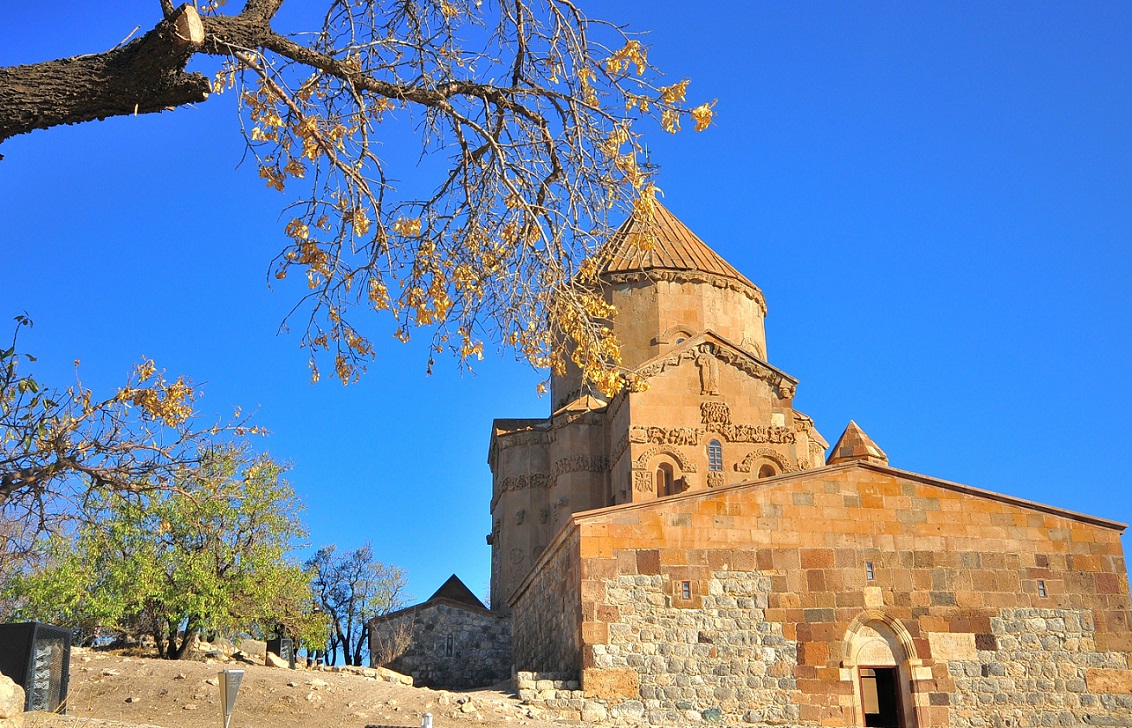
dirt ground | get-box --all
[25,649,568,728]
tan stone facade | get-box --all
[489,203,828,613]
[483,201,1132,724]
[510,464,1132,725]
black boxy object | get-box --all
[266,636,295,669]
[0,622,71,712]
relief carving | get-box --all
[695,349,720,395]
[636,347,699,380]
[722,424,796,444]
[509,548,525,565]
[734,448,794,473]
[700,401,732,429]
[633,471,653,492]
[552,455,609,475]
[498,472,555,495]
[553,496,570,522]
[632,425,705,446]
[538,508,550,524]
[707,471,725,488]
[515,509,526,525]
[604,270,767,312]
[611,432,630,463]
[633,447,698,473]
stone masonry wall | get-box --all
[564,464,1132,726]
[596,571,801,725]
[371,602,511,689]
[945,607,1132,726]
[511,528,581,676]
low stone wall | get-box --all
[371,601,511,689]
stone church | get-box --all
[376,202,1132,726]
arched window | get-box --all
[656,462,675,496]
[707,440,723,472]
[757,463,777,479]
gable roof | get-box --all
[427,574,487,610]
[372,574,496,624]
[597,201,760,292]
[631,329,797,392]
[508,460,1127,607]
[578,461,1127,531]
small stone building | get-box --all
[369,575,510,689]
[490,202,1132,725]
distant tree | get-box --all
[3,445,324,659]
[0,315,258,546]
[307,544,407,666]
[0,1,713,393]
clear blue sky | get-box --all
[2,1,1130,604]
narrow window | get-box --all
[445,634,453,657]
[681,581,692,600]
[707,440,723,472]
[1037,580,1047,598]
[865,562,875,581]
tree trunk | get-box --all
[352,624,369,667]
[171,625,196,660]
[0,5,208,146]
[153,627,167,658]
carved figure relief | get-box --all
[552,456,609,475]
[707,471,725,488]
[696,350,720,395]
[497,472,554,494]
[700,401,732,429]
[633,447,698,473]
[631,426,703,446]
[724,424,795,444]
[633,471,653,492]
[515,509,526,525]
[734,448,795,474]
[628,422,795,450]
[538,508,550,524]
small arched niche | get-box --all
[756,463,778,479]
[842,614,919,727]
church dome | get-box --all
[551,200,770,408]
[596,201,764,306]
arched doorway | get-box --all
[842,614,918,727]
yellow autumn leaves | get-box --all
[119,359,196,428]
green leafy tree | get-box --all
[4,445,325,658]
[307,544,407,666]
[0,315,258,549]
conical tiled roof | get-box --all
[597,201,759,291]
[826,420,889,466]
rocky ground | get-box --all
[24,649,570,728]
